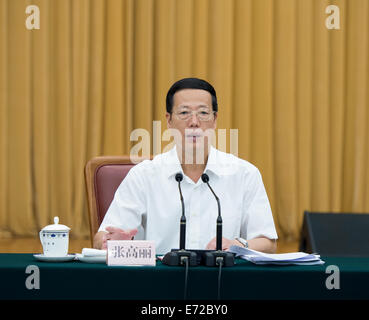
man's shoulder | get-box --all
[129,158,155,174]
[129,148,175,173]
[211,148,259,175]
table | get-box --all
[1,254,369,300]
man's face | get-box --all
[166,89,217,158]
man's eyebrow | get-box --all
[178,104,210,109]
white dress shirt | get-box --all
[99,146,278,254]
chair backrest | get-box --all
[300,211,369,256]
[84,156,147,245]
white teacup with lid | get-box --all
[39,217,70,257]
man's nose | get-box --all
[188,112,200,126]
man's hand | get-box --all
[205,237,240,251]
[206,236,277,253]
[101,227,138,249]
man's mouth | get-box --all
[186,135,203,143]
[185,130,203,138]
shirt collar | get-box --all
[163,145,184,179]
[163,145,223,180]
[203,145,223,177]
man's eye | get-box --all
[200,111,209,115]
[180,111,190,115]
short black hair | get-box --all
[166,78,218,113]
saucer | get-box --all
[75,254,106,264]
[33,254,76,262]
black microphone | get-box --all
[162,173,197,267]
[201,173,234,267]
[201,173,222,251]
[176,173,186,250]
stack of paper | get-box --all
[228,245,324,265]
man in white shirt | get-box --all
[94,78,277,254]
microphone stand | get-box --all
[202,173,234,267]
[162,173,197,267]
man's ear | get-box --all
[213,112,218,128]
[166,112,172,128]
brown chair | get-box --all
[84,155,148,246]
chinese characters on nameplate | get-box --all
[107,240,156,266]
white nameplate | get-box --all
[107,240,156,266]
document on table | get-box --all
[228,245,325,265]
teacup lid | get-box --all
[41,217,70,232]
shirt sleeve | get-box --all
[98,166,146,233]
[240,167,278,240]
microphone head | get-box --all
[201,173,209,183]
[175,173,183,182]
